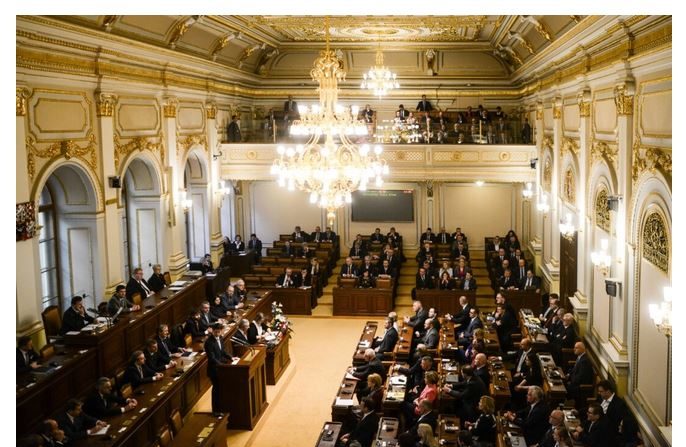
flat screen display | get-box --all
[351,190,414,222]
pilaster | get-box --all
[577,89,592,303]
[206,102,225,266]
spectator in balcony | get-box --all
[362,104,374,123]
[227,115,241,143]
[521,117,532,144]
[397,104,410,121]
[416,94,434,112]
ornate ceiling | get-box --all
[47,15,585,80]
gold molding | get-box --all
[16,87,29,116]
[614,84,635,116]
[591,140,618,170]
[163,97,178,118]
[96,93,117,117]
[632,136,672,187]
[563,166,576,204]
[206,102,217,120]
[577,91,591,117]
[26,130,98,181]
[561,137,579,157]
[542,157,552,191]
[113,132,165,171]
[595,188,611,232]
[176,133,208,156]
[642,211,669,274]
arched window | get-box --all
[38,185,61,310]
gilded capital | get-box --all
[16,87,28,116]
[614,84,634,115]
[552,97,562,119]
[535,102,544,121]
[96,93,117,117]
[577,91,591,117]
[163,97,179,118]
[206,103,217,120]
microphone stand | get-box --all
[230,336,255,358]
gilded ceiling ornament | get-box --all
[101,16,119,32]
[563,167,576,204]
[26,131,98,180]
[16,87,28,116]
[561,138,579,156]
[613,84,634,115]
[536,102,544,121]
[591,140,618,168]
[257,47,279,75]
[552,104,562,119]
[521,16,554,42]
[210,32,242,61]
[206,103,217,120]
[642,211,669,273]
[508,31,535,55]
[96,93,117,117]
[113,134,164,170]
[542,158,552,191]
[169,16,201,49]
[595,188,611,232]
[542,136,553,150]
[238,42,266,69]
[570,15,582,24]
[631,137,672,186]
[176,134,208,156]
[577,92,591,117]
[163,97,178,118]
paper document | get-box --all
[170,280,188,287]
[389,376,407,386]
[335,397,354,406]
[66,331,80,335]
[90,425,110,436]
[345,372,360,380]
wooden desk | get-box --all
[488,357,512,411]
[538,352,568,405]
[376,417,399,445]
[438,320,461,360]
[495,415,526,447]
[205,267,231,299]
[331,373,358,422]
[269,286,314,315]
[482,326,502,354]
[63,278,207,378]
[437,361,459,413]
[437,414,461,445]
[266,333,291,385]
[315,422,343,447]
[72,352,210,447]
[382,363,406,417]
[220,249,256,277]
[353,321,378,365]
[333,287,394,316]
[393,324,414,362]
[416,290,476,315]
[168,412,228,447]
[502,290,542,312]
[519,309,550,351]
[16,347,98,435]
[216,347,268,430]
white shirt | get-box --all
[601,393,615,413]
[517,348,531,373]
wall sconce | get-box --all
[559,212,576,240]
[649,286,672,337]
[536,192,550,213]
[591,238,611,276]
[522,182,534,200]
[179,190,193,213]
[218,180,231,196]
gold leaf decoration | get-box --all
[642,211,669,273]
[595,188,611,232]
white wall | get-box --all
[591,228,611,341]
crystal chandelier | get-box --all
[360,42,399,97]
[271,20,389,224]
[649,286,672,337]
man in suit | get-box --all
[565,341,594,404]
[107,284,139,315]
[147,264,167,293]
[534,409,565,447]
[204,323,235,417]
[38,419,68,447]
[452,227,468,243]
[126,267,153,302]
[373,317,399,355]
[198,300,217,332]
[491,248,508,271]
[415,242,434,266]
[394,353,433,394]
[473,353,491,388]
[83,377,137,418]
[300,242,314,259]
[276,267,300,287]
[60,295,95,335]
[227,115,241,142]
[283,95,298,117]
[383,247,400,270]
[405,399,438,436]
[247,233,262,263]
[442,365,487,422]
[504,386,549,445]
[498,269,517,291]
[17,335,41,374]
[360,255,377,277]
[597,380,627,444]
[323,226,336,242]
[404,300,429,336]
[416,94,434,112]
[156,323,186,365]
[340,257,359,278]
[397,104,410,121]
[434,226,452,245]
[231,235,245,252]
[552,313,578,354]
[232,318,251,348]
[458,307,483,346]
[419,318,440,349]
[573,403,611,446]
[488,235,503,252]
[339,397,379,447]
[370,227,386,244]
[461,272,477,291]
[124,350,163,388]
[56,398,106,440]
[144,338,176,372]
[521,269,542,294]
[512,338,533,381]
[349,237,367,258]
[420,227,435,244]
[453,242,470,261]
[386,227,401,247]
[514,258,528,282]
[292,225,308,243]
[378,259,396,279]
[281,240,297,257]
[539,293,560,325]
[350,348,386,400]
[446,295,473,329]
[310,226,323,243]
[412,268,433,300]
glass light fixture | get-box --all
[649,286,672,337]
[360,41,400,97]
[591,238,612,276]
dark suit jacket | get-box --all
[233,329,250,347]
[514,401,550,445]
[369,233,386,244]
[83,391,127,419]
[199,311,216,332]
[276,273,300,288]
[232,241,246,252]
[299,248,314,259]
[438,279,455,290]
[453,247,470,260]
[17,347,40,373]
[553,325,577,349]
[462,317,483,339]
[474,365,491,388]
[420,232,435,243]
[378,266,396,278]
[126,277,151,301]
[156,335,180,364]
[204,336,230,381]
[374,327,399,353]
[461,277,477,291]
[416,100,433,112]
[567,353,594,391]
[520,275,541,291]
[281,245,297,256]
[353,358,386,382]
[60,307,95,335]
[360,263,377,277]
[601,394,628,438]
[579,416,611,447]
[447,376,486,421]
[349,245,367,258]
[310,231,323,242]
[435,232,452,244]
[323,231,336,241]
[184,317,204,339]
[397,358,425,390]
[147,273,167,292]
[407,308,429,333]
[408,410,438,434]
[124,363,156,388]
[421,328,439,349]
[56,410,98,440]
[248,239,262,253]
[471,413,496,443]
[144,349,168,373]
[348,411,380,447]
[220,292,242,310]
[248,321,268,344]
[451,304,473,328]
[415,273,433,289]
[340,264,359,277]
[291,231,309,242]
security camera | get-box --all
[530,158,538,169]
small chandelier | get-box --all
[559,212,576,240]
[522,182,534,199]
[537,192,550,213]
[360,42,399,97]
[271,19,389,224]
[591,238,611,276]
[649,287,672,337]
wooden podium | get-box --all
[216,346,268,430]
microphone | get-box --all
[230,336,255,356]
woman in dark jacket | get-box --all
[466,395,496,446]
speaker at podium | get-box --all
[216,345,268,430]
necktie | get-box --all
[442,234,446,243]
[25,351,30,365]
[521,268,525,278]
[137,365,143,377]
[140,280,150,295]
[464,281,469,290]
[527,278,531,288]
[161,338,170,355]
[283,276,288,287]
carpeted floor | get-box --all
[194,316,383,446]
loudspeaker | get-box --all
[605,278,621,297]
[109,176,121,188]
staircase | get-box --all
[311,259,343,316]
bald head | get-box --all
[574,341,586,356]
[520,338,532,351]
[475,353,487,367]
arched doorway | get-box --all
[183,149,210,262]
[37,163,100,312]
[121,155,163,279]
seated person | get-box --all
[498,269,517,290]
[360,255,377,277]
[37,419,67,447]
[460,271,477,291]
[310,226,323,243]
[435,226,452,245]
[232,318,251,347]
[234,279,248,301]
[60,295,95,335]
[83,377,138,418]
[437,271,456,290]
[292,225,308,243]
[340,257,359,278]
[184,309,205,339]
[503,386,549,445]
[358,270,374,288]
[147,264,167,292]
[420,227,435,244]
[338,397,379,447]
[248,312,269,344]
[370,228,386,244]
[415,242,435,265]
[156,323,189,364]
[513,258,528,282]
[572,403,611,446]
[377,259,396,279]
[412,267,434,299]
[323,226,336,242]
[458,307,483,346]
[349,236,367,258]
[299,242,314,259]
[200,254,214,274]
[282,240,297,256]
[198,300,217,332]
[452,241,470,260]
[126,267,153,302]
[441,365,486,422]
[16,335,41,374]
[386,227,402,248]
[231,235,245,252]
[276,267,301,288]
[144,338,176,372]
[210,295,231,320]
[512,353,543,409]
[521,269,542,293]
[373,317,399,355]
[540,293,560,325]
[299,267,313,287]
[465,396,496,446]
[124,350,163,388]
[219,284,244,311]
[438,261,454,279]
[107,284,140,315]
[56,398,107,440]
